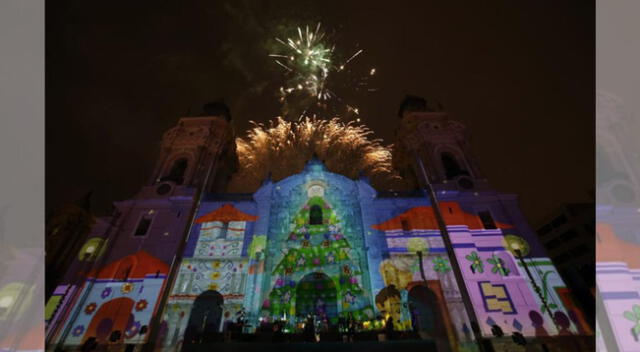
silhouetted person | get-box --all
[347,314,356,342]
[304,316,316,342]
[385,316,395,340]
[80,337,98,352]
[272,321,285,343]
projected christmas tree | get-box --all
[265,195,367,321]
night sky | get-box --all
[46,1,594,226]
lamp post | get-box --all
[414,154,487,352]
[407,238,428,285]
[416,250,427,284]
[508,242,560,332]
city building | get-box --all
[535,203,595,328]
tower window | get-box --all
[441,153,463,180]
[134,214,153,237]
[219,222,229,239]
[309,205,323,225]
[162,158,188,185]
[478,211,497,229]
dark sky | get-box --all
[46,0,594,226]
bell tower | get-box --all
[44,103,240,346]
[139,102,239,199]
[393,95,488,191]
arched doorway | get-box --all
[84,297,135,343]
[408,285,446,339]
[309,205,323,225]
[182,290,223,345]
[295,272,338,320]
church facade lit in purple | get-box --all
[44,98,590,349]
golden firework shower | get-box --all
[227,117,404,192]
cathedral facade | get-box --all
[45,99,589,349]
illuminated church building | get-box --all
[45,97,590,348]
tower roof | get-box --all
[89,250,169,279]
[596,223,640,268]
[201,101,232,121]
[75,190,93,212]
[195,204,258,223]
[372,202,513,231]
[398,95,443,117]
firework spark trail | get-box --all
[271,23,375,119]
[228,117,402,192]
[344,49,363,65]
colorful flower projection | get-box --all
[465,251,484,273]
[432,256,451,274]
[181,258,245,295]
[121,283,134,294]
[84,302,97,315]
[72,325,85,337]
[487,254,510,276]
[100,287,112,299]
[135,299,148,312]
[623,305,640,337]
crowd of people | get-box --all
[251,313,399,343]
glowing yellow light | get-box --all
[370,68,376,75]
[0,296,14,308]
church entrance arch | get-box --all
[295,272,338,321]
[408,285,447,340]
[182,290,223,345]
[84,297,134,344]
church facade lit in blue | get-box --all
[45,100,591,349]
